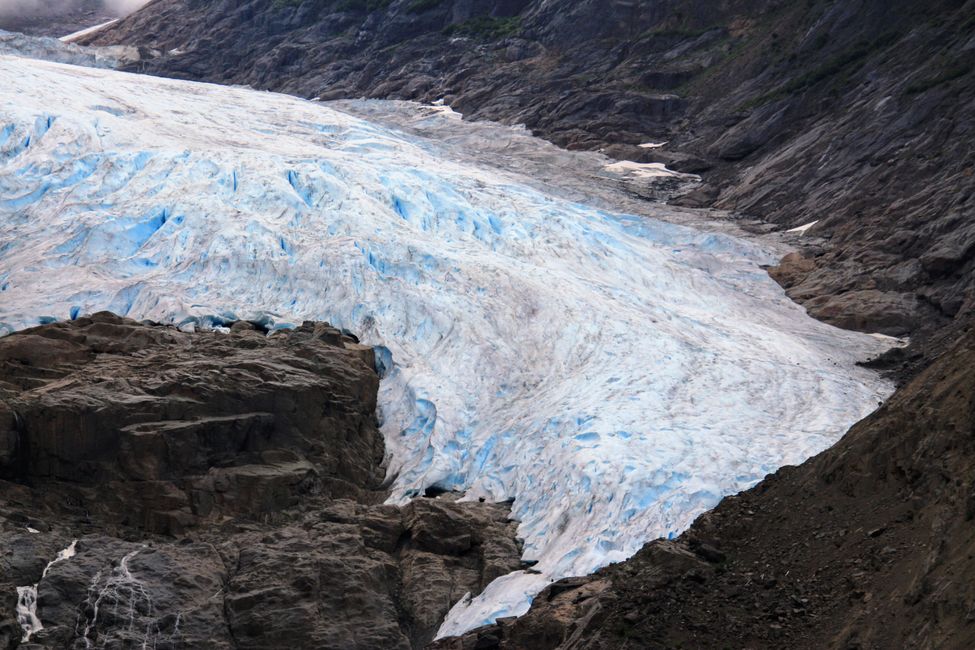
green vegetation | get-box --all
[637,25,720,41]
[743,31,901,109]
[443,16,522,40]
[962,10,975,33]
[781,35,896,90]
[336,0,392,10]
[811,32,829,50]
[407,0,443,12]
[905,62,972,95]
[273,0,392,11]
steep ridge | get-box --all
[433,323,975,649]
[0,314,521,649]
[87,0,975,361]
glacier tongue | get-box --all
[0,54,893,635]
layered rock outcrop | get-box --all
[0,313,521,649]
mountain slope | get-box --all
[88,0,975,359]
[434,323,975,649]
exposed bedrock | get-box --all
[0,313,521,649]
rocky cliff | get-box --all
[0,313,521,649]
[87,0,975,367]
[433,324,975,649]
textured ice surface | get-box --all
[0,55,894,636]
[0,29,137,68]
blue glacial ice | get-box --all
[0,54,895,636]
[0,29,139,69]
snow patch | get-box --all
[786,220,819,235]
[60,19,119,43]
[428,98,463,119]
[603,159,690,179]
[870,332,910,348]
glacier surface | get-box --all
[0,54,894,636]
[0,29,138,69]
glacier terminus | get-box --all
[0,53,894,636]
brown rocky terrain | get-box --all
[433,323,975,649]
[86,0,975,368]
[0,313,521,649]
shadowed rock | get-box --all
[0,313,521,649]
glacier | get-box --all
[0,53,894,636]
[0,28,139,69]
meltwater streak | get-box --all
[16,540,77,642]
[0,55,894,635]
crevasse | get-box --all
[0,54,894,636]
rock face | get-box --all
[88,0,975,359]
[433,325,975,650]
[0,313,521,649]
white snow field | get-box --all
[0,54,894,636]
